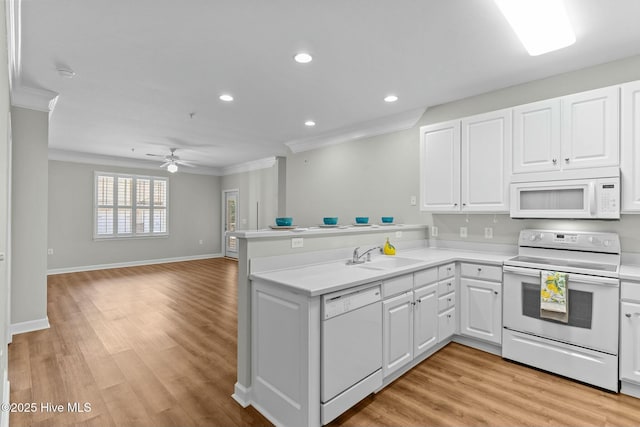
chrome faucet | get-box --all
[347,246,382,265]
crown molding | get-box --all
[284,107,426,154]
[48,148,223,176]
[222,156,277,176]
[6,0,59,112]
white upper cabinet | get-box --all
[512,98,561,174]
[461,109,512,212]
[621,80,640,212]
[561,86,619,170]
[419,120,460,212]
[513,86,619,175]
[420,110,511,213]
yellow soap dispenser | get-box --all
[383,237,396,256]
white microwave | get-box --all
[510,176,620,219]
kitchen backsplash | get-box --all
[431,214,640,254]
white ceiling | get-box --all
[14,0,640,174]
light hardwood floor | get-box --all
[8,258,640,426]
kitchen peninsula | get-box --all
[229,224,516,426]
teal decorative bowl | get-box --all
[323,217,338,225]
[381,216,394,223]
[275,217,293,226]
[355,217,369,224]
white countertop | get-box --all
[620,264,640,281]
[228,223,427,239]
[250,247,512,297]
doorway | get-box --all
[223,189,239,258]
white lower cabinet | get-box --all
[459,264,502,345]
[413,283,438,358]
[620,300,640,384]
[621,281,640,391]
[383,291,414,377]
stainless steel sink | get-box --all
[355,257,422,270]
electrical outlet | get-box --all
[484,227,493,239]
[431,226,438,237]
[410,196,417,206]
[47,248,54,255]
[291,237,304,248]
[460,227,467,238]
[395,231,402,238]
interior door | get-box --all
[224,190,239,258]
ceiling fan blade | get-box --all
[146,153,164,157]
[160,161,171,168]
[177,160,196,167]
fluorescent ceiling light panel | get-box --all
[494,0,576,56]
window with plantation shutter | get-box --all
[94,172,168,239]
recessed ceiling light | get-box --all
[294,53,313,64]
[384,95,399,103]
[219,94,234,102]
[304,120,316,127]
[494,0,576,56]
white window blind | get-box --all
[94,172,168,238]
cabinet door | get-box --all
[419,121,460,212]
[413,284,438,358]
[460,278,502,344]
[512,98,561,174]
[621,302,640,383]
[561,86,619,170]
[438,307,456,343]
[461,109,512,212]
[621,81,640,212]
[383,292,413,377]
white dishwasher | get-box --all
[321,283,383,425]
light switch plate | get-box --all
[431,226,438,237]
[410,196,417,206]
[460,227,468,238]
[395,231,402,238]
[291,237,304,248]
[484,227,493,239]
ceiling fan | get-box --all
[146,148,195,173]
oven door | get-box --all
[503,265,619,354]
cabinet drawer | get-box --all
[622,281,640,302]
[382,274,414,298]
[438,292,455,313]
[460,263,502,282]
[438,263,455,279]
[438,278,455,296]
[438,307,456,343]
[414,267,438,288]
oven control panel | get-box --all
[519,229,620,253]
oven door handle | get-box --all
[503,266,619,286]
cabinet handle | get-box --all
[494,291,499,295]
[448,298,452,302]
[453,203,458,207]
[447,282,452,287]
[626,313,640,318]
[477,267,482,272]
[552,158,557,164]
[565,158,570,163]
[447,314,452,318]
[462,203,466,207]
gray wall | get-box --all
[0,2,11,408]
[11,107,48,325]
[48,160,222,270]
[285,54,640,253]
[221,158,284,231]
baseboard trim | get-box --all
[452,335,502,356]
[10,317,50,336]
[621,380,640,399]
[47,253,224,275]
[232,382,251,408]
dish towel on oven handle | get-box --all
[540,271,569,323]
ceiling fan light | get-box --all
[494,0,576,56]
[167,163,178,173]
